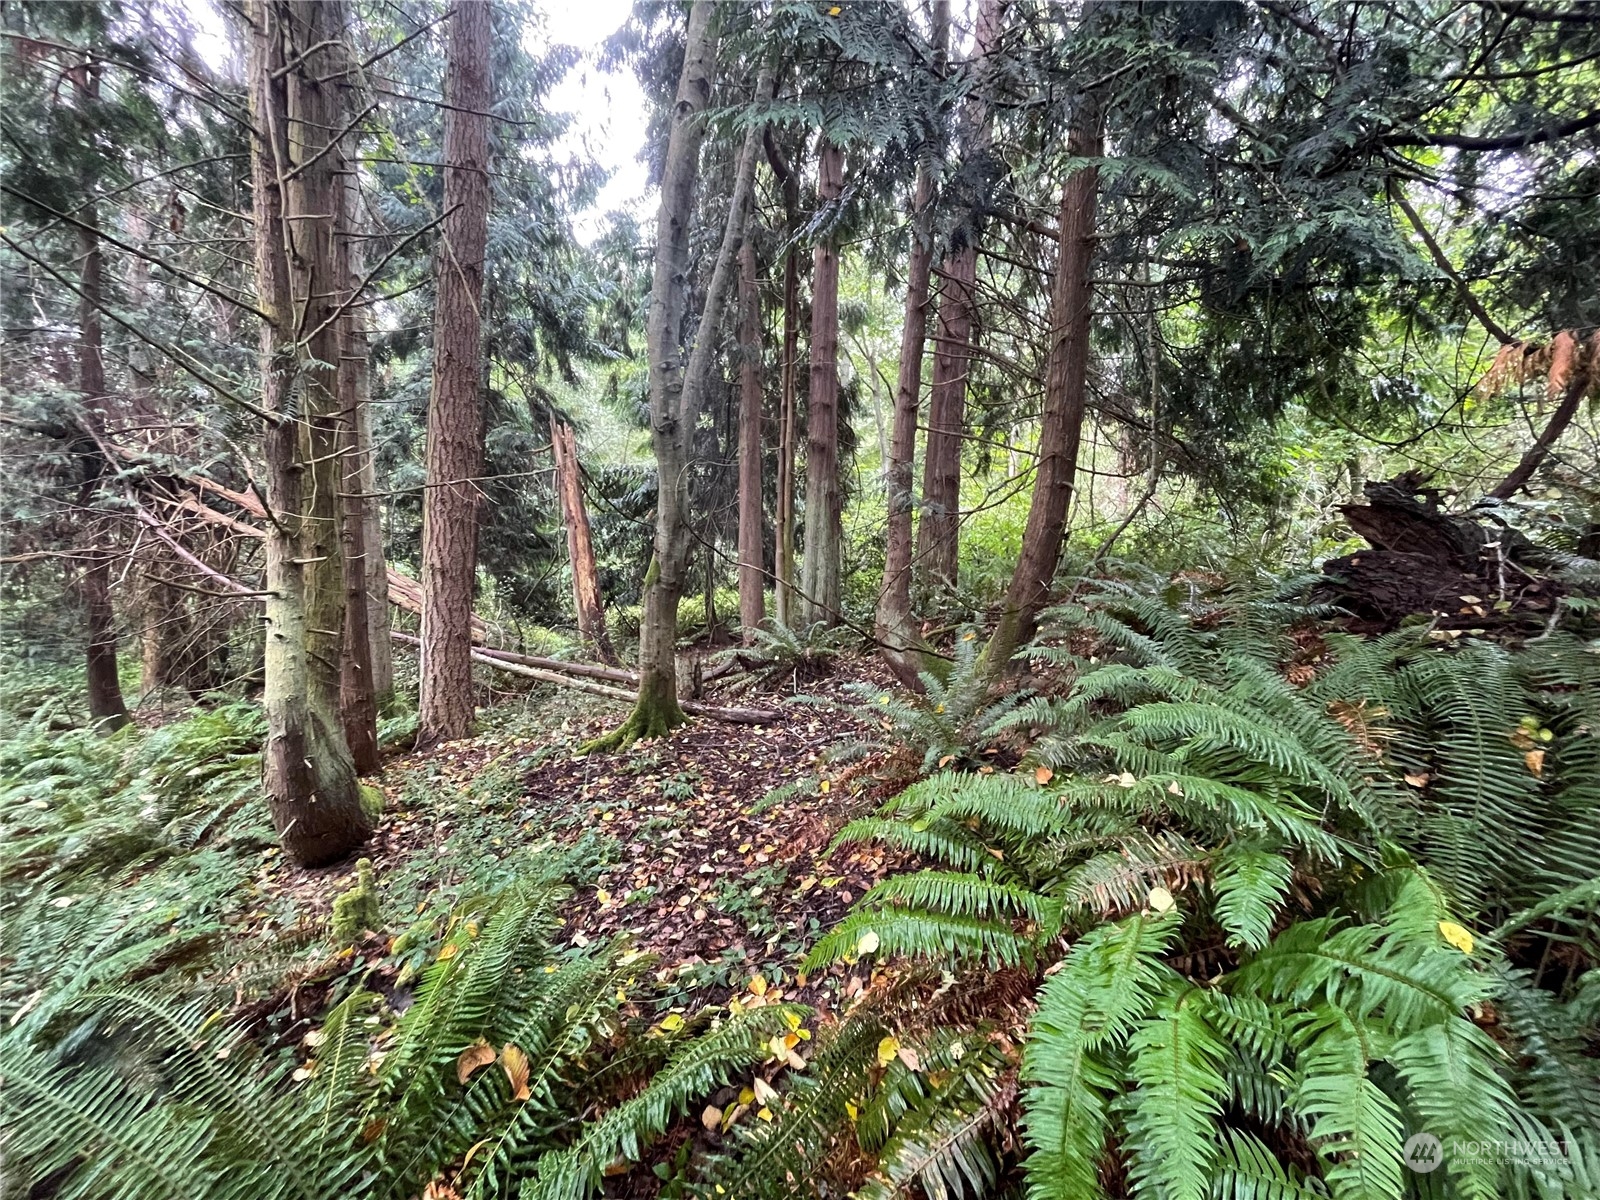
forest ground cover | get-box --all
[266,661,926,1022]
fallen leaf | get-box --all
[501,1043,531,1101]
[1404,772,1430,788]
[876,1035,900,1068]
[1147,886,1176,914]
[1034,766,1054,785]
[752,1076,779,1105]
[1438,921,1475,955]
[856,930,880,956]
[1525,749,1545,777]
[749,974,768,996]
[660,1013,685,1032]
[702,1105,724,1131]
[457,1041,495,1084]
[1166,780,1184,796]
[896,1046,921,1072]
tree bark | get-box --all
[337,218,379,773]
[551,417,617,663]
[418,0,493,749]
[737,233,766,640]
[1489,330,1597,500]
[876,164,937,679]
[766,131,802,630]
[915,0,1007,596]
[354,281,394,705]
[799,138,845,626]
[984,90,1103,675]
[588,11,766,750]
[73,56,131,731]
[248,0,368,865]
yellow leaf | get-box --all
[785,1010,803,1031]
[438,942,460,960]
[738,1086,756,1105]
[1147,886,1175,914]
[749,974,768,996]
[844,1099,859,1121]
[456,1041,495,1084]
[819,779,831,794]
[876,1035,900,1068]
[501,1043,531,1101]
[595,888,611,905]
[962,631,976,641]
[757,1106,773,1121]
[1034,766,1054,785]
[1439,921,1475,955]
[1525,749,1545,777]
[828,5,842,14]
[856,930,880,956]
[728,996,745,1015]
[661,1013,685,1032]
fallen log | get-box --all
[1318,471,1564,631]
[390,631,637,686]
[392,631,780,726]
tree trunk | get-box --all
[766,132,802,630]
[336,171,379,773]
[248,0,368,866]
[799,138,845,627]
[984,91,1103,675]
[81,551,130,730]
[876,161,937,680]
[353,284,394,706]
[588,15,766,750]
[551,417,617,663]
[737,234,766,641]
[915,0,1007,597]
[418,0,493,749]
[75,79,131,729]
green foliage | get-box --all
[840,629,1027,772]
[816,579,1599,1199]
[0,874,804,1200]
[330,858,381,944]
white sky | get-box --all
[534,0,653,242]
[189,0,652,244]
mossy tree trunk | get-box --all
[248,0,369,866]
[418,0,493,749]
[588,11,768,751]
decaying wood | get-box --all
[550,418,617,664]
[392,631,778,726]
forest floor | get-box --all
[253,655,921,1025]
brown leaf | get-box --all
[1525,749,1545,778]
[1546,329,1578,399]
[1034,766,1054,785]
[1403,772,1430,788]
[501,1043,531,1101]
[456,1041,495,1085]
